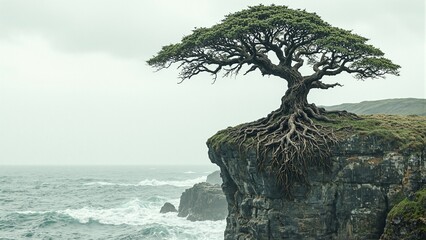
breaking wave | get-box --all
[83,176,207,188]
[14,199,225,239]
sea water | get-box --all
[0,165,226,240]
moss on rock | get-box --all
[322,114,426,153]
[381,188,426,240]
[208,114,426,154]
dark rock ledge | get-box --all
[208,131,425,239]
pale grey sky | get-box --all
[0,0,424,165]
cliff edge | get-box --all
[207,114,425,239]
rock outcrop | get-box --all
[160,202,177,213]
[380,188,426,240]
[206,170,222,185]
[178,182,227,221]
[208,132,425,239]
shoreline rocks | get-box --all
[158,171,227,222]
[206,170,222,185]
[160,202,177,213]
[178,182,227,221]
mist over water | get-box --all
[0,165,225,240]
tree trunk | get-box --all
[279,81,310,114]
[233,78,337,197]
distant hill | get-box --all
[324,98,426,116]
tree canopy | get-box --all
[148,4,399,87]
[147,5,400,196]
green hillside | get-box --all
[324,98,426,116]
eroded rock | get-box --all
[178,182,227,221]
[208,134,425,239]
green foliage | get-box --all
[147,5,329,67]
[351,57,400,79]
[147,4,399,81]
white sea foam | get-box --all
[83,176,207,188]
[5,166,224,240]
[15,198,224,239]
[184,171,196,174]
[136,176,206,187]
[58,199,148,225]
[56,198,225,239]
[83,181,116,186]
[17,210,50,215]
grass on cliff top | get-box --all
[322,114,426,152]
[208,114,426,153]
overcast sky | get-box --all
[0,0,424,166]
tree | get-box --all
[147,5,400,193]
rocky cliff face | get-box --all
[208,133,425,239]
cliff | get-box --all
[207,115,425,239]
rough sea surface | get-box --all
[0,166,225,240]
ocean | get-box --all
[0,165,226,240]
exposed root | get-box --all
[231,106,342,197]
